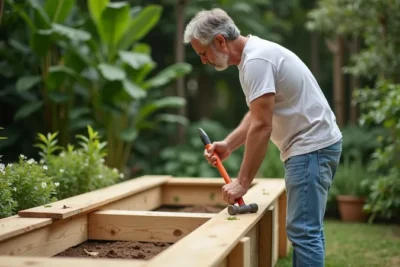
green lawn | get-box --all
[276,219,400,267]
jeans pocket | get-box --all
[318,150,341,189]
[284,154,308,186]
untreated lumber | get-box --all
[278,190,290,257]
[0,214,87,257]
[0,215,52,242]
[227,237,250,267]
[146,179,286,267]
[0,256,146,267]
[18,175,170,219]
[162,177,260,206]
[88,210,215,243]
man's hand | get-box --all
[222,179,249,204]
[204,141,231,167]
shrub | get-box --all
[0,163,17,218]
[36,126,122,199]
[2,155,57,213]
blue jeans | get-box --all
[284,139,342,267]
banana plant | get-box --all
[63,0,192,170]
[6,0,92,146]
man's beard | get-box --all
[210,45,229,71]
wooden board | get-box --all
[0,256,146,267]
[0,215,52,242]
[0,214,87,257]
[146,179,286,267]
[18,175,170,219]
[88,210,214,243]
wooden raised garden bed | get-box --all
[0,175,290,267]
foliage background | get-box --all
[0,0,399,222]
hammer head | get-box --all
[228,203,258,215]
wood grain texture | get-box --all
[146,179,286,267]
[18,175,170,219]
[88,210,214,243]
[0,256,146,267]
[0,214,87,256]
[0,215,52,242]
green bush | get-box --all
[154,119,243,178]
[0,164,17,218]
[2,155,57,213]
[257,141,285,178]
[36,126,122,199]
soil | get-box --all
[54,204,225,260]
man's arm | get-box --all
[237,93,274,188]
[223,111,251,152]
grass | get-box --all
[276,219,400,267]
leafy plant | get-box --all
[353,81,400,223]
[154,119,243,178]
[0,163,17,218]
[329,153,371,200]
[3,155,57,212]
[36,125,121,199]
[257,141,285,178]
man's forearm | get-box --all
[223,111,251,151]
[237,122,272,188]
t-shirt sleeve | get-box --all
[242,58,276,103]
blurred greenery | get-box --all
[0,0,399,223]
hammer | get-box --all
[199,128,258,215]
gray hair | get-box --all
[183,8,240,45]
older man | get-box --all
[183,8,343,267]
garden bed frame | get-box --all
[0,175,290,267]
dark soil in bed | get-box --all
[54,204,225,260]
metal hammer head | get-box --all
[228,203,258,215]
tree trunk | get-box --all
[348,36,360,124]
[175,0,187,142]
[326,35,345,127]
[310,32,319,80]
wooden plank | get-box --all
[0,214,87,257]
[259,206,274,267]
[0,256,146,267]
[18,175,170,219]
[146,179,286,267]
[162,178,261,206]
[227,237,250,267]
[101,186,162,211]
[88,210,214,243]
[278,190,291,258]
[245,225,258,267]
[162,184,226,206]
[0,215,52,242]
[272,199,279,265]
[166,177,262,186]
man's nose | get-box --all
[200,55,208,65]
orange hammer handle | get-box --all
[199,128,245,207]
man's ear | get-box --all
[213,35,226,50]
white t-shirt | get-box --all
[238,35,342,162]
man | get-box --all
[183,8,343,267]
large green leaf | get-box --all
[16,76,42,92]
[14,101,44,121]
[155,114,189,126]
[122,79,147,99]
[98,63,126,81]
[30,0,51,29]
[119,51,153,70]
[30,29,54,57]
[52,23,91,42]
[118,5,163,51]
[44,0,76,23]
[88,0,109,25]
[144,63,192,88]
[6,0,35,30]
[136,96,186,123]
[119,127,138,142]
[98,2,131,53]
[46,66,78,90]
